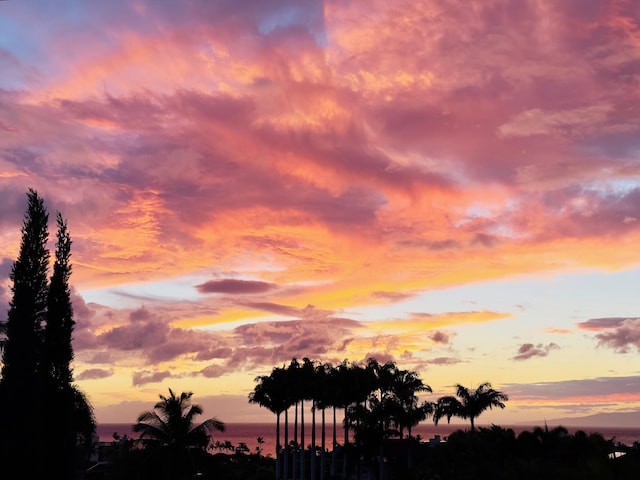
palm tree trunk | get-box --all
[331,406,337,477]
[470,416,475,432]
[321,407,326,480]
[276,412,282,480]
[284,408,290,480]
[301,399,305,480]
[343,406,349,478]
[311,401,316,480]
[294,401,299,480]
[407,426,412,470]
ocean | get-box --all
[96,422,640,457]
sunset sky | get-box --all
[1,0,640,426]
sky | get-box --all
[0,0,639,427]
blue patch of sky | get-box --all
[0,17,42,89]
[0,1,99,88]
[258,1,327,46]
[450,202,494,228]
[584,178,640,196]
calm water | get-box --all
[97,422,640,457]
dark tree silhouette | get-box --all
[250,358,436,480]
[250,365,291,479]
[134,388,225,449]
[0,189,49,378]
[0,190,95,476]
[300,357,319,480]
[433,382,508,431]
[133,388,225,479]
[391,368,433,439]
[344,359,432,480]
[42,213,95,476]
[0,189,51,473]
[43,213,75,385]
[315,362,333,480]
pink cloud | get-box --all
[370,291,416,302]
[578,317,640,353]
[196,278,277,294]
[76,368,114,381]
[132,370,172,386]
[70,295,368,378]
[513,342,560,361]
[428,330,451,344]
[429,357,461,366]
[199,364,228,379]
[97,320,170,351]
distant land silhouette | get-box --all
[526,411,640,428]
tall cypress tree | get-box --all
[42,212,88,477]
[0,189,95,476]
[0,188,51,471]
[43,212,74,386]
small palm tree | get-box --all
[134,388,225,479]
[433,382,508,431]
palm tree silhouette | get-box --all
[334,359,376,477]
[300,357,319,480]
[433,382,508,431]
[391,368,433,439]
[133,388,225,479]
[314,362,334,480]
[250,365,292,479]
[285,358,303,480]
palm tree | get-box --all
[315,362,333,480]
[249,367,290,479]
[387,368,433,470]
[285,358,303,480]
[133,388,225,479]
[70,384,97,457]
[391,368,433,439]
[433,382,508,432]
[335,360,376,478]
[300,357,319,480]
